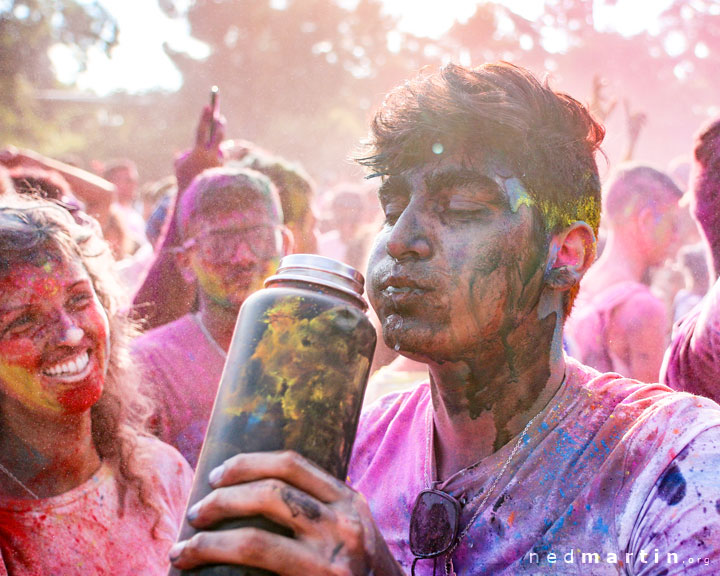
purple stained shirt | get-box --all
[348,356,720,575]
[132,313,227,468]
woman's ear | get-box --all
[544,221,596,290]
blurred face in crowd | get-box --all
[0,256,110,418]
[643,194,682,266]
[181,206,285,312]
[107,165,138,205]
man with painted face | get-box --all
[132,167,290,468]
[168,62,720,575]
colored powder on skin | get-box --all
[0,359,63,414]
[504,178,535,213]
[57,380,103,414]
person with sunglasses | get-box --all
[132,166,291,468]
[169,62,720,575]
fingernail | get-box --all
[169,540,186,561]
[187,503,200,521]
[208,464,224,486]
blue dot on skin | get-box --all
[432,143,444,155]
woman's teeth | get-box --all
[44,351,90,377]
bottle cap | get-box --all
[265,254,367,308]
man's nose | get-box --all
[230,237,259,263]
[386,203,432,262]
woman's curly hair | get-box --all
[0,193,163,536]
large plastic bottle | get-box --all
[171,254,377,575]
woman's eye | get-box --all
[2,314,36,338]
[68,293,92,309]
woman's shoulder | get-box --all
[132,434,194,499]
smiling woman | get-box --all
[0,194,192,575]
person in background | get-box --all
[565,163,682,382]
[131,106,226,328]
[132,166,290,468]
[239,152,318,255]
[168,62,720,576]
[103,159,149,252]
[671,242,710,323]
[0,193,191,575]
[0,146,116,228]
[661,117,720,402]
[317,184,368,267]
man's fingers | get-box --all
[195,105,213,147]
[169,527,338,576]
[188,479,334,534]
[209,451,348,503]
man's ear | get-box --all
[544,221,596,290]
[280,225,294,256]
[174,247,198,285]
[636,206,657,238]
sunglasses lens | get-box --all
[409,489,460,558]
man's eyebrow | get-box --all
[424,168,505,200]
[377,176,411,203]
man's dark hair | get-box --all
[357,61,605,237]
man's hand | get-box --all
[174,104,227,192]
[169,451,405,576]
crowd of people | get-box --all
[1,60,719,575]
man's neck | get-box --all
[427,306,566,481]
[198,302,241,352]
[586,231,648,293]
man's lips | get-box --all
[378,275,432,301]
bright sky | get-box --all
[51,0,675,95]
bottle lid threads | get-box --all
[264,254,367,309]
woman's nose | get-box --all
[55,312,84,345]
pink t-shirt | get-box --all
[565,281,654,374]
[0,436,192,575]
[662,277,720,403]
[348,356,720,575]
[132,313,226,468]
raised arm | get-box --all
[131,105,225,328]
[0,146,116,222]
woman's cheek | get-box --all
[0,338,41,372]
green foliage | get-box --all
[0,0,117,150]
[161,0,434,185]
